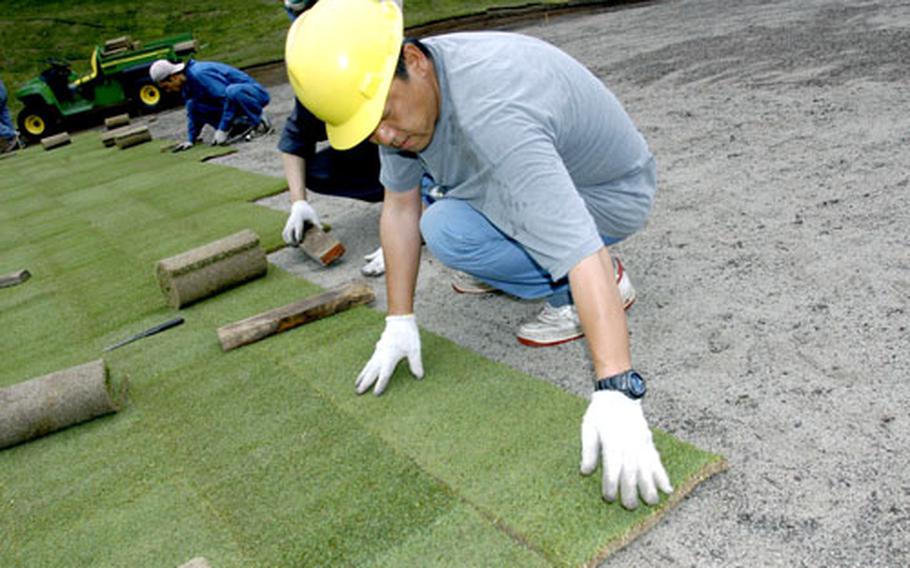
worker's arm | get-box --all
[571,247,673,509]
[354,185,424,395]
[280,152,321,245]
[381,186,423,315]
[568,247,631,377]
[283,152,307,203]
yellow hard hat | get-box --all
[285,0,403,150]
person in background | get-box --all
[150,59,273,151]
[278,0,403,277]
[0,77,21,154]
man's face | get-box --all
[368,44,439,153]
[158,73,185,93]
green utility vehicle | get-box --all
[15,33,197,143]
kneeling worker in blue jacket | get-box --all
[150,59,273,151]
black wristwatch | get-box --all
[594,370,647,400]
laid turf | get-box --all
[0,134,725,567]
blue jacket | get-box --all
[181,60,268,140]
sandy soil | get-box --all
[147,1,910,565]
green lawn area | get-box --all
[0,133,725,566]
[0,0,569,115]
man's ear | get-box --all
[403,43,428,77]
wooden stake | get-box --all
[216,280,374,351]
[299,224,345,266]
[0,269,30,288]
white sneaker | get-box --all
[361,246,385,277]
[516,257,636,347]
[451,272,497,294]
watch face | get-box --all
[628,372,646,397]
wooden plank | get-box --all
[41,132,71,150]
[0,269,30,288]
[104,113,131,129]
[299,224,345,266]
[216,280,374,352]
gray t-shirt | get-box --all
[380,32,655,279]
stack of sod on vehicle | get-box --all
[0,133,725,567]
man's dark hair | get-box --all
[394,37,432,79]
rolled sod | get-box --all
[0,359,123,449]
[104,113,131,129]
[101,124,140,147]
[41,132,71,150]
[156,229,267,308]
[115,126,152,150]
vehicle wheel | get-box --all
[132,81,164,113]
[17,105,60,144]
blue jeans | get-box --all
[187,83,269,135]
[420,198,623,306]
[0,79,15,140]
[223,83,269,127]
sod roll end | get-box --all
[156,229,267,308]
[0,359,124,450]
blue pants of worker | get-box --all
[187,83,269,135]
[420,199,624,307]
[0,79,16,140]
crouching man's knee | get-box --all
[420,199,487,270]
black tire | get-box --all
[131,80,165,113]
[17,104,60,144]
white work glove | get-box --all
[282,200,321,246]
[211,129,228,146]
[361,246,385,277]
[580,391,673,509]
[355,314,423,395]
[172,141,194,153]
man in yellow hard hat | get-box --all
[286,0,672,510]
